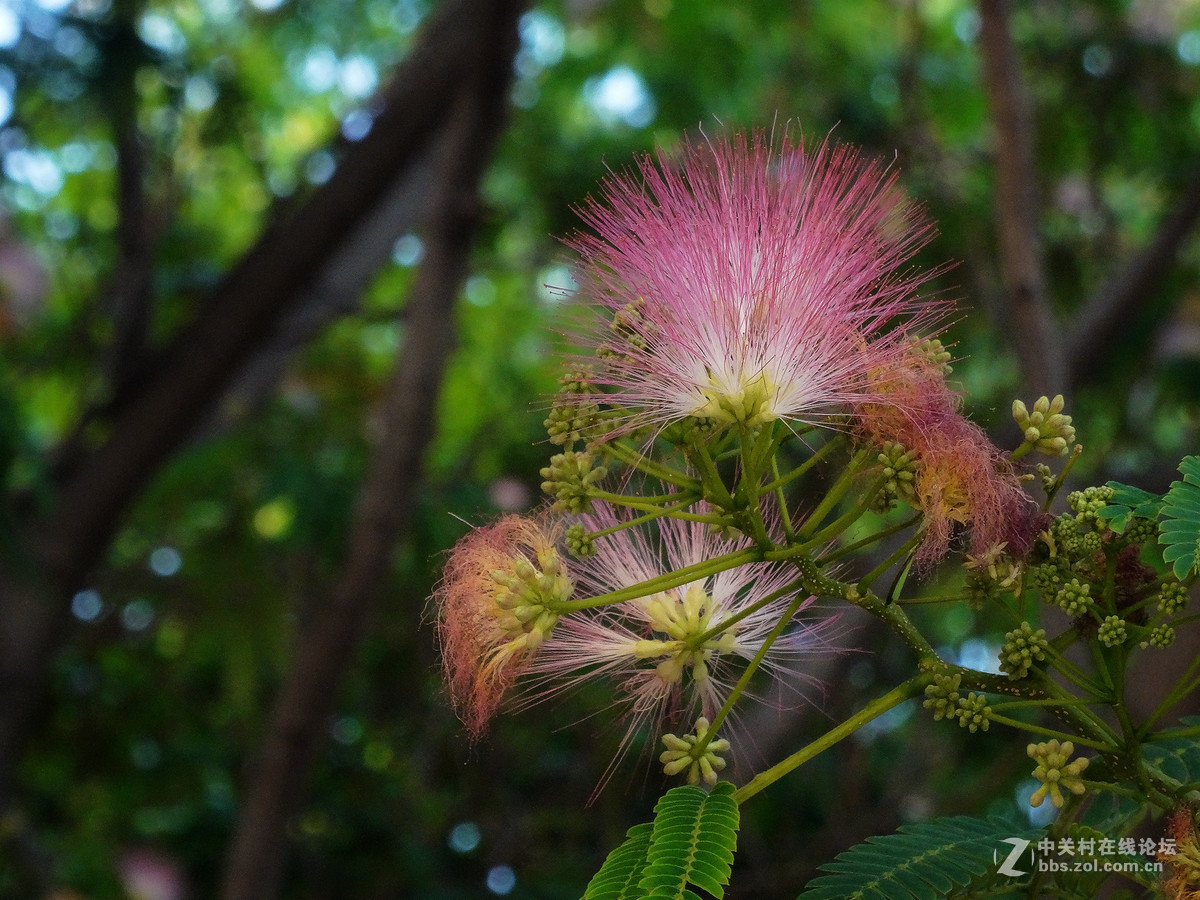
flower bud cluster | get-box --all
[1123,517,1158,546]
[954,692,992,733]
[874,441,919,511]
[923,672,962,721]
[1142,624,1176,649]
[545,403,600,448]
[999,622,1049,680]
[540,451,607,513]
[1027,739,1089,808]
[544,369,602,447]
[490,553,570,650]
[599,298,652,360]
[565,523,596,558]
[660,717,730,786]
[1012,395,1075,456]
[1157,580,1189,615]
[917,338,953,376]
[1097,615,1127,648]
[1067,485,1114,527]
[1055,578,1094,617]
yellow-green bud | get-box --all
[1028,739,1089,808]
[659,717,731,786]
[1097,615,1127,648]
[1013,395,1075,456]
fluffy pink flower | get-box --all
[564,131,948,434]
[855,356,1036,568]
[523,507,836,778]
[434,515,571,737]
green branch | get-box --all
[733,675,932,804]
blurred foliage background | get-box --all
[1,0,1199,897]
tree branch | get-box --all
[0,0,485,804]
[217,3,524,896]
[977,0,1063,395]
[106,4,155,397]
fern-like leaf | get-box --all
[1160,456,1200,579]
[798,815,1040,899]
[636,782,739,900]
[1098,482,1163,534]
[1143,715,1200,788]
[583,822,654,900]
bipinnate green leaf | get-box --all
[1098,481,1163,534]
[1143,715,1200,787]
[640,782,739,900]
[798,815,1040,899]
[582,822,654,900]
[582,783,740,900]
[1160,456,1200,580]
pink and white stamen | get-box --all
[565,130,949,434]
[524,506,836,772]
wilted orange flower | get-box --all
[856,353,1035,568]
[434,515,571,737]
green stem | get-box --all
[759,435,845,495]
[584,495,702,539]
[769,453,797,540]
[989,697,1097,713]
[589,490,728,524]
[1139,648,1200,738]
[985,713,1110,751]
[733,675,933,804]
[553,546,761,613]
[1044,444,1083,510]
[820,511,922,564]
[599,440,702,491]
[896,592,971,605]
[855,529,924,594]
[1039,642,1106,699]
[1145,723,1200,742]
[796,447,872,539]
[800,473,890,549]
[692,591,809,757]
[689,437,736,509]
[1009,440,1035,462]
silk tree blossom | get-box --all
[563,131,949,435]
[524,507,837,773]
[435,515,571,737]
[855,354,1036,568]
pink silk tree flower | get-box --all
[563,130,949,435]
[523,506,836,778]
[434,515,572,737]
[855,355,1036,569]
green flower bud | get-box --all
[1137,623,1176,649]
[917,338,953,376]
[1122,517,1158,546]
[565,523,596,558]
[659,717,731,786]
[954,693,992,733]
[1157,580,1189,615]
[1097,615,1127,648]
[999,622,1049,680]
[1013,395,1076,456]
[1067,485,1114,526]
[874,441,920,511]
[540,451,607,513]
[1028,739,1089,808]
[1055,578,1093,617]
[923,673,961,721]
